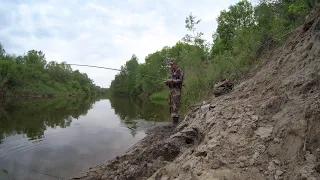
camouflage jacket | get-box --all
[166,68,184,89]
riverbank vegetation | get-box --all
[108,0,317,107]
[0,45,108,99]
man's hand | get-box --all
[164,79,176,83]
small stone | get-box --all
[246,111,254,115]
[250,123,258,130]
[257,144,266,153]
[127,167,135,175]
[249,158,255,165]
[316,148,320,152]
[234,119,242,125]
[227,121,233,127]
[300,167,309,175]
[208,144,218,151]
[273,159,281,165]
[305,151,316,163]
[229,126,238,133]
[276,170,283,176]
[196,172,202,176]
[274,138,281,143]
[182,164,191,172]
[231,115,238,119]
[209,104,216,109]
[206,151,214,160]
[264,171,269,175]
[255,126,274,139]
[201,104,210,112]
[239,162,245,168]
[252,115,259,121]
[268,162,276,172]
[157,156,164,161]
[237,155,248,162]
[252,152,260,159]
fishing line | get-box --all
[67,63,166,81]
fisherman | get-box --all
[164,60,184,126]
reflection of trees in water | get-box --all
[0,96,104,143]
[109,96,171,136]
[109,96,170,122]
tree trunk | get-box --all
[0,73,9,103]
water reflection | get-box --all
[0,96,103,144]
[109,96,171,136]
[0,96,170,180]
[110,96,170,122]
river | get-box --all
[0,96,170,180]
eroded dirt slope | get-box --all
[71,6,320,180]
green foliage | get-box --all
[0,43,108,97]
[213,0,255,54]
[182,13,203,45]
[2,169,8,174]
[1,169,10,180]
[149,90,168,101]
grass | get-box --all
[149,90,168,101]
[151,99,168,106]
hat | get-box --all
[168,60,176,65]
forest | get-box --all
[0,45,108,98]
[108,0,318,107]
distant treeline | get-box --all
[0,45,108,98]
[107,0,317,107]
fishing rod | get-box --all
[67,63,166,81]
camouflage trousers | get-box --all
[169,88,181,118]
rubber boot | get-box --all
[173,116,179,124]
[168,117,179,128]
[168,117,178,128]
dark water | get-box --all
[0,96,170,180]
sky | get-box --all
[0,0,257,88]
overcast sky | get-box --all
[0,0,257,88]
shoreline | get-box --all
[69,124,181,180]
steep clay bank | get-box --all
[71,6,320,180]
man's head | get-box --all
[168,60,178,70]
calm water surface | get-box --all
[0,96,170,180]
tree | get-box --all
[0,43,5,58]
[0,43,106,97]
[213,0,256,53]
[182,13,204,46]
[182,13,210,60]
